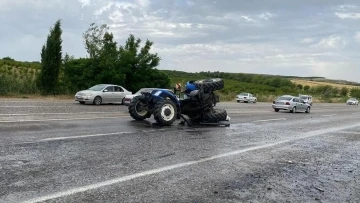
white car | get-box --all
[236,92,257,103]
[75,84,132,105]
[347,98,359,105]
[299,94,313,106]
[123,88,174,106]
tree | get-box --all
[95,32,126,84]
[37,19,63,95]
[304,85,310,91]
[340,87,349,97]
[350,88,360,98]
[119,34,168,91]
[2,57,15,61]
[83,23,109,58]
[297,84,303,90]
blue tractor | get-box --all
[128,78,228,126]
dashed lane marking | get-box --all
[321,114,337,117]
[0,106,71,108]
[40,132,133,141]
[253,118,286,122]
[0,112,128,116]
[0,116,130,123]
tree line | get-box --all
[34,20,171,95]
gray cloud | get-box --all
[1,0,360,82]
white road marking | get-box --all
[337,131,360,134]
[0,116,130,123]
[22,123,360,203]
[40,132,133,141]
[227,111,269,114]
[0,106,70,108]
[321,114,337,117]
[0,112,127,116]
[253,118,286,122]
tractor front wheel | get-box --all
[153,99,177,126]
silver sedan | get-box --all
[346,98,359,105]
[75,84,132,105]
[272,95,311,113]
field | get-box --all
[291,79,359,89]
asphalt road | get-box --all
[0,99,359,203]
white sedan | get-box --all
[236,92,257,103]
[346,98,359,105]
[75,84,132,105]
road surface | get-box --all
[0,99,359,203]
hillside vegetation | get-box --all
[2,59,360,102]
[162,70,360,102]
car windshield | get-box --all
[349,98,357,101]
[135,88,156,94]
[277,96,293,101]
[88,84,107,91]
[239,93,248,96]
[300,96,308,99]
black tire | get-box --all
[275,108,279,112]
[153,99,177,126]
[93,96,102,105]
[203,108,227,122]
[305,106,310,113]
[254,99,257,103]
[121,97,125,105]
[290,106,296,113]
[193,78,224,92]
[79,101,85,104]
[128,96,151,120]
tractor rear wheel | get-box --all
[203,108,227,123]
[128,96,151,120]
[193,78,224,92]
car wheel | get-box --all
[290,106,296,113]
[254,99,257,103]
[93,96,102,105]
[79,101,85,104]
[305,106,310,113]
[121,97,125,105]
[274,108,279,112]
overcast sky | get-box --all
[1,0,360,82]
